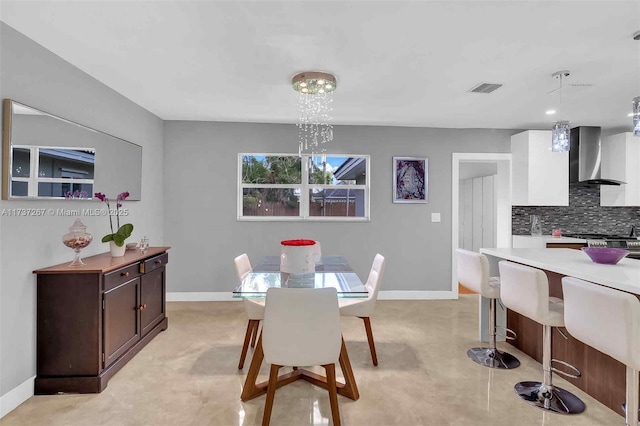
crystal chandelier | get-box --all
[633,96,640,136]
[292,71,337,155]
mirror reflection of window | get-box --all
[4,99,143,200]
[10,146,95,199]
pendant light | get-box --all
[550,70,571,152]
[633,31,640,136]
[633,96,640,136]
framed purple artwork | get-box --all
[393,157,428,203]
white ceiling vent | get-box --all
[468,83,503,94]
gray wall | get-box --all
[0,23,165,396]
[513,185,640,235]
[163,122,513,295]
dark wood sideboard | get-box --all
[33,246,170,394]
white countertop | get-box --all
[480,247,640,295]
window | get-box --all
[10,146,95,198]
[238,154,369,221]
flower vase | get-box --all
[109,241,127,257]
[280,239,316,273]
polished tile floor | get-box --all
[1,296,624,425]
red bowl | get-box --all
[581,247,629,265]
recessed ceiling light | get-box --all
[546,110,556,115]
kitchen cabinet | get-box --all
[601,132,640,206]
[511,130,569,206]
[33,247,169,394]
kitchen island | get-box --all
[479,247,640,418]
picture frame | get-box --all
[393,157,428,203]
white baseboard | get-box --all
[167,292,238,302]
[167,291,458,302]
[0,376,34,419]
[378,290,457,300]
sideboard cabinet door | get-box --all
[141,266,166,337]
[103,278,141,367]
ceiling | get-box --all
[1,1,640,132]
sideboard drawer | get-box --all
[104,263,141,291]
[142,253,168,274]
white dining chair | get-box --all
[262,287,343,426]
[339,253,385,366]
[234,253,265,369]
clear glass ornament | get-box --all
[62,219,93,266]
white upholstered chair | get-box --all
[562,276,640,426]
[499,261,585,415]
[262,287,343,426]
[234,253,265,369]
[339,253,385,366]
[455,248,519,369]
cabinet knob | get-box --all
[138,304,147,311]
[155,259,162,264]
[121,272,129,277]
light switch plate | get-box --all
[431,213,441,222]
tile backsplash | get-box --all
[512,186,640,236]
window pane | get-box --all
[243,188,300,217]
[11,180,28,196]
[39,148,95,179]
[12,148,30,177]
[308,156,366,185]
[38,182,93,198]
[241,155,301,184]
[309,188,366,217]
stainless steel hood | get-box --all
[569,126,625,186]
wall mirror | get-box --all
[2,99,142,200]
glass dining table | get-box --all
[233,255,368,299]
[237,255,365,403]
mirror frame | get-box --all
[2,99,142,200]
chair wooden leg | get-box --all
[238,319,259,369]
[323,364,341,426]
[262,364,281,426]
[361,317,378,366]
[250,320,260,348]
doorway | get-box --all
[451,153,512,295]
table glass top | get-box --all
[233,255,367,298]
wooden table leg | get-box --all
[241,334,360,402]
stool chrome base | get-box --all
[515,381,585,415]
[467,347,520,369]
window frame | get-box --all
[237,153,370,222]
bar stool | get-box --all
[562,277,640,426]
[455,249,520,369]
[498,261,585,414]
